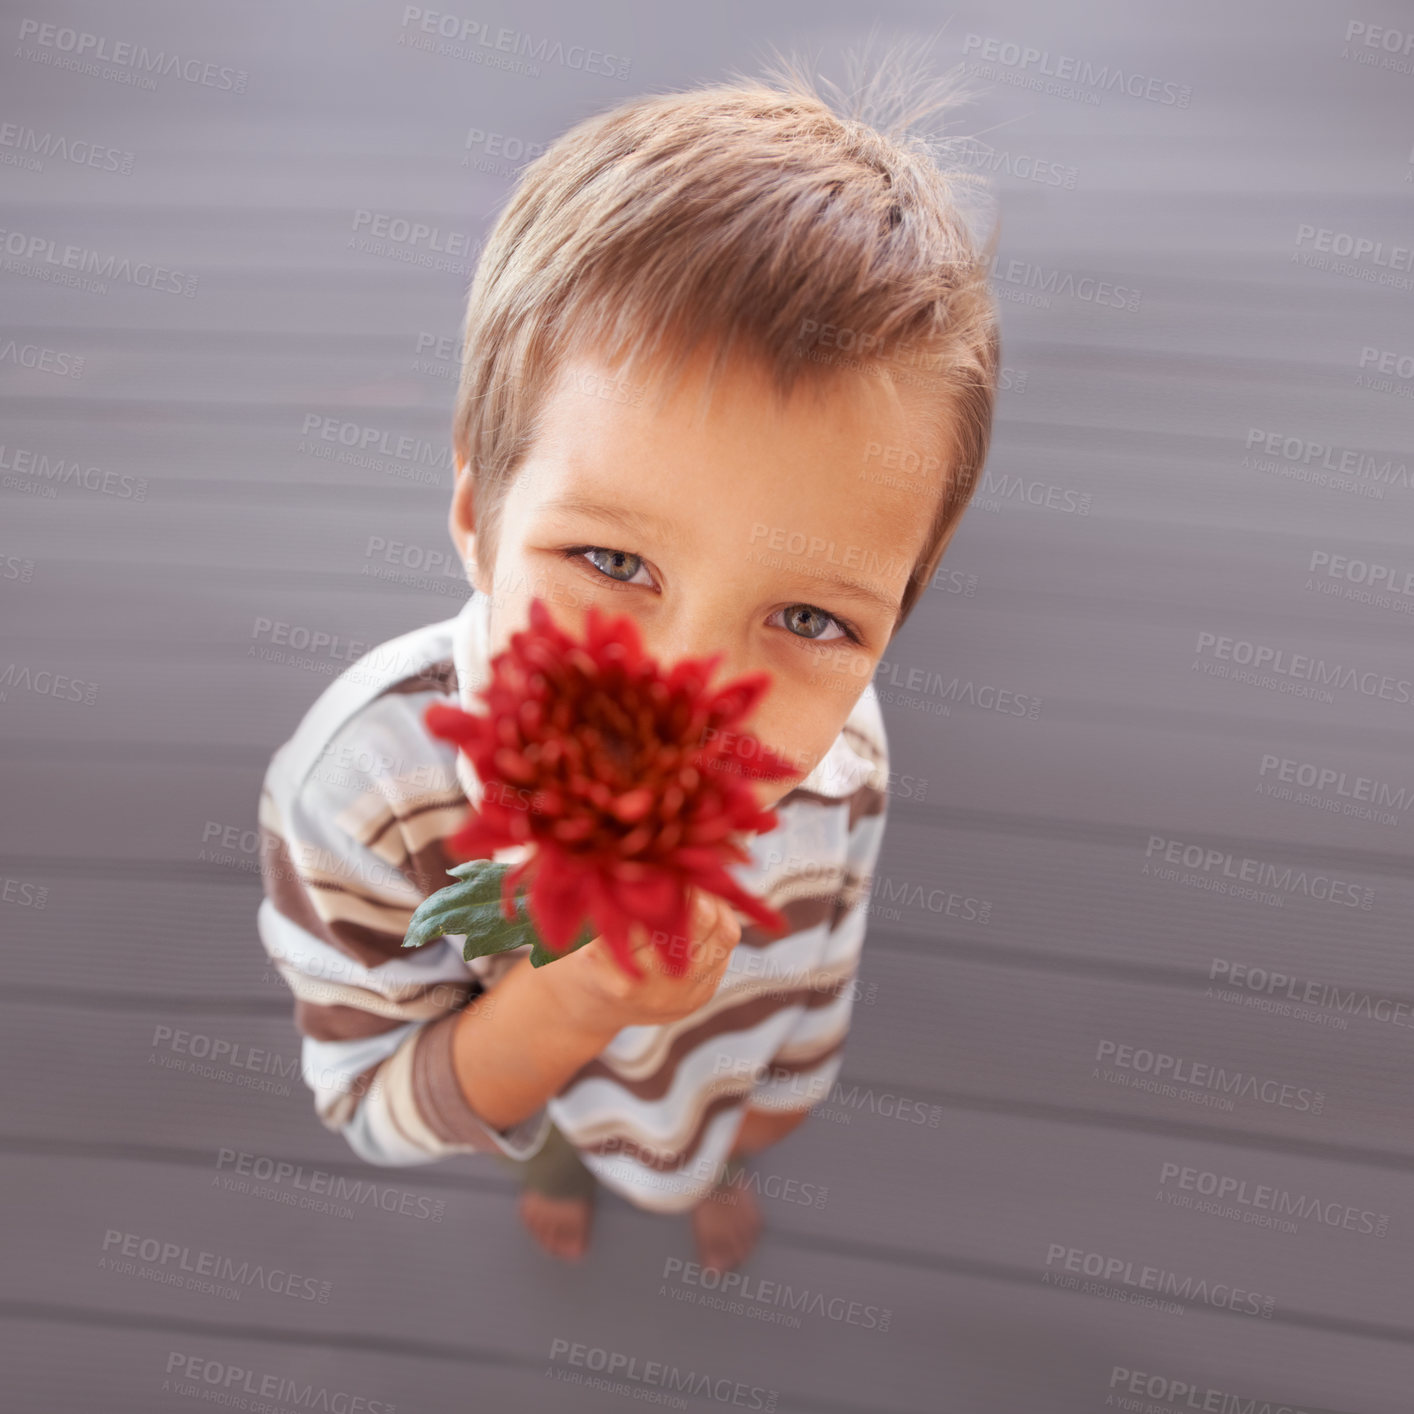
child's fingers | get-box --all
[690,889,719,943]
[713,896,743,949]
[608,893,739,988]
[699,892,742,951]
[686,892,740,975]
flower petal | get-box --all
[526,850,595,951]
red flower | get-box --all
[424,596,796,981]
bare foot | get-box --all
[691,1175,763,1274]
[518,1189,594,1262]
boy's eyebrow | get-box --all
[539,496,681,546]
[541,494,900,618]
[790,572,901,618]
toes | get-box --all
[701,1228,740,1272]
[554,1219,584,1260]
[519,1194,591,1262]
[713,1214,762,1272]
[702,1245,731,1275]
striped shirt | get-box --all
[256,589,889,1214]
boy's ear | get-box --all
[448,458,480,586]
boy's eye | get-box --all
[770,604,849,643]
[570,545,654,586]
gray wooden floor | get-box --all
[3,3,1410,1410]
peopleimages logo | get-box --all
[953,136,1078,189]
[162,1354,394,1413]
[214,1149,446,1222]
[1043,1244,1274,1318]
[1245,427,1412,489]
[101,1229,331,1302]
[1094,1038,1325,1114]
[15,19,249,92]
[1108,1365,1310,1414]
[987,253,1141,311]
[0,336,85,375]
[961,33,1192,107]
[547,1339,777,1411]
[1193,629,1414,708]
[1157,1159,1389,1238]
[1306,547,1414,608]
[1208,958,1413,1033]
[1257,751,1411,822]
[0,122,133,177]
[872,658,1042,720]
[661,1257,891,1332]
[0,443,148,499]
[0,224,198,295]
[398,8,631,81]
[1142,833,1374,909]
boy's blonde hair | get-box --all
[453,40,1001,633]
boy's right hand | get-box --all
[540,888,743,1033]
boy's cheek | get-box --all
[701,726,809,810]
[800,641,877,694]
[747,731,830,810]
[751,776,795,813]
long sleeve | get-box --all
[255,732,552,1168]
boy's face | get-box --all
[449,343,946,811]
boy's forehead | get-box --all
[533,347,946,564]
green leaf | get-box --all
[528,923,596,968]
[402,857,596,967]
[445,858,499,885]
[527,939,558,968]
[403,859,518,956]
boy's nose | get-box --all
[641,616,744,688]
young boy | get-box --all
[256,59,998,1275]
